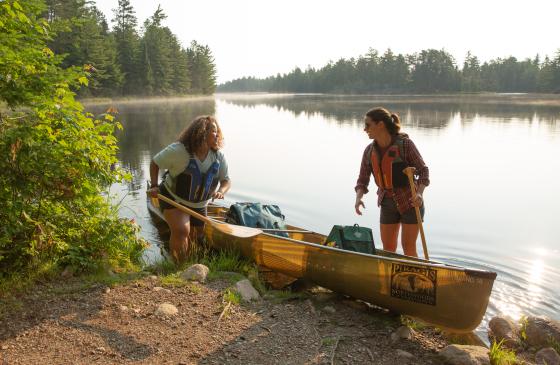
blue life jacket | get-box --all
[174,158,220,203]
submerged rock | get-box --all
[439,344,490,365]
[180,264,209,283]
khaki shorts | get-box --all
[380,196,424,224]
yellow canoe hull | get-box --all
[148,197,496,332]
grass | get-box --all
[321,337,336,346]
[223,288,241,305]
[266,289,308,303]
[400,315,428,331]
[160,274,189,287]
[0,260,60,296]
[519,315,528,342]
[548,336,560,355]
[489,340,517,365]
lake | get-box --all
[86,93,560,338]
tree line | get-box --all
[45,0,217,97]
[218,49,560,94]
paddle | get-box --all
[156,194,264,238]
[402,167,429,260]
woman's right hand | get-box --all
[355,198,365,215]
[148,186,159,198]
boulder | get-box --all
[488,316,520,348]
[535,347,560,365]
[439,344,490,365]
[525,317,560,349]
[180,264,209,283]
[391,326,415,343]
[234,279,260,302]
[155,303,178,316]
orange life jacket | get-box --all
[370,136,408,189]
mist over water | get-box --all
[87,93,560,339]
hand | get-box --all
[212,191,224,201]
[355,199,365,215]
[147,186,159,198]
[410,193,423,207]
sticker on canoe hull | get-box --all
[390,263,437,305]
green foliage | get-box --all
[489,340,517,365]
[222,288,241,305]
[0,0,145,279]
[400,315,428,331]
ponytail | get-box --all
[366,107,401,135]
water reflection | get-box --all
[217,93,560,130]
[84,93,560,336]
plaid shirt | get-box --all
[355,135,430,214]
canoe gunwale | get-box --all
[256,231,497,279]
[147,193,497,280]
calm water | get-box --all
[87,93,560,337]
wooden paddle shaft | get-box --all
[157,194,211,225]
[402,167,429,260]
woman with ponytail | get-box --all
[354,107,430,257]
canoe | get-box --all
[147,194,497,333]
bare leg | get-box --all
[163,208,191,263]
[401,223,420,257]
[380,223,400,252]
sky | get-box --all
[93,0,560,84]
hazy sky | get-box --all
[94,0,559,84]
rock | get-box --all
[149,275,158,281]
[488,316,519,348]
[439,344,490,365]
[153,287,171,294]
[535,347,560,365]
[61,266,74,278]
[104,287,111,294]
[155,303,178,316]
[180,264,209,283]
[391,326,415,343]
[119,305,128,312]
[396,349,414,359]
[234,279,260,302]
[322,306,336,314]
[525,317,560,349]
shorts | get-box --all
[380,196,425,224]
[159,184,207,227]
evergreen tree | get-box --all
[461,51,482,92]
[187,41,217,94]
[112,0,139,94]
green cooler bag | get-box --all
[325,224,375,254]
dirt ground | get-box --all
[0,274,451,364]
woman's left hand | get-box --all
[212,191,224,201]
[410,193,423,207]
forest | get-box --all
[45,0,217,97]
[218,49,560,94]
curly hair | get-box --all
[177,115,224,153]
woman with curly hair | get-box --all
[148,115,231,263]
